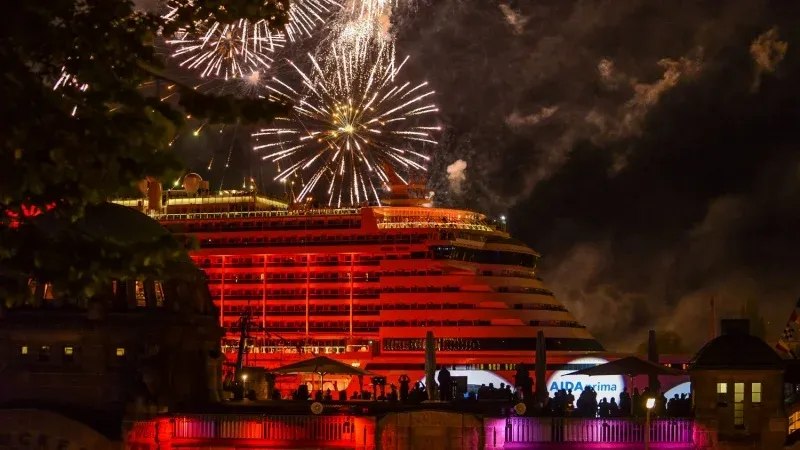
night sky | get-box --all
[398,0,800,351]
[170,0,800,352]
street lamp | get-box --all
[645,397,656,450]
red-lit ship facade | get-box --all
[116,178,686,393]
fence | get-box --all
[171,415,356,442]
[503,417,693,444]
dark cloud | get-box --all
[396,0,800,350]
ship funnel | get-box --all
[146,178,163,212]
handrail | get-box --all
[148,209,361,221]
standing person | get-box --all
[437,367,452,401]
[399,374,411,402]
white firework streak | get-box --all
[163,0,341,79]
[253,45,439,206]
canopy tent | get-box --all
[271,355,375,376]
[568,356,685,378]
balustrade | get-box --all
[502,417,693,444]
[172,415,356,442]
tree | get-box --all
[0,0,290,303]
[635,331,688,355]
[741,298,767,340]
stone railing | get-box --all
[127,414,374,450]
[171,414,357,441]
[127,413,697,450]
[487,417,694,445]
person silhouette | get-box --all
[438,367,453,401]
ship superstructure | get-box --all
[115,175,605,383]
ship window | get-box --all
[20,345,28,355]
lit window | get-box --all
[716,382,728,404]
[39,345,51,362]
[20,345,28,355]
[63,346,74,363]
[752,382,762,404]
[135,281,146,307]
[734,382,745,427]
[116,347,126,357]
[154,281,165,307]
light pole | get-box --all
[645,397,656,450]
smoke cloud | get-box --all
[397,0,800,351]
[446,159,468,194]
[750,27,788,91]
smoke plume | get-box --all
[446,159,468,194]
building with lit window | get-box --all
[689,319,786,449]
[0,202,223,422]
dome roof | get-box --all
[32,202,192,265]
[690,321,784,371]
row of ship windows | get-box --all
[204,270,539,282]
[219,302,568,314]
[211,287,456,299]
[382,337,604,352]
[221,319,585,333]
[197,255,423,268]
[198,235,429,249]
[171,218,362,233]
[208,287,553,298]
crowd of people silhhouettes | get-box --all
[268,363,692,418]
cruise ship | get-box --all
[115,174,645,393]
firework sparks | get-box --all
[253,43,439,207]
[329,0,399,53]
[165,19,286,80]
[163,0,341,80]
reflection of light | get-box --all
[351,362,361,367]
[547,357,625,406]
[417,370,514,391]
[646,397,656,409]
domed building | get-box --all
[689,319,786,449]
[0,203,223,444]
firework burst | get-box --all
[253,43,439,207]
[165,19,286,80]
[163,0,340,80]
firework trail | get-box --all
[163,0,341,80]
[253,43,439,207]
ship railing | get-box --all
[171,414,356,442]
[148,208,361,221]
[498,417,694,444]
[378,221,494,232]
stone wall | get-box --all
[377,411,482,450]
[0,409,120,450]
